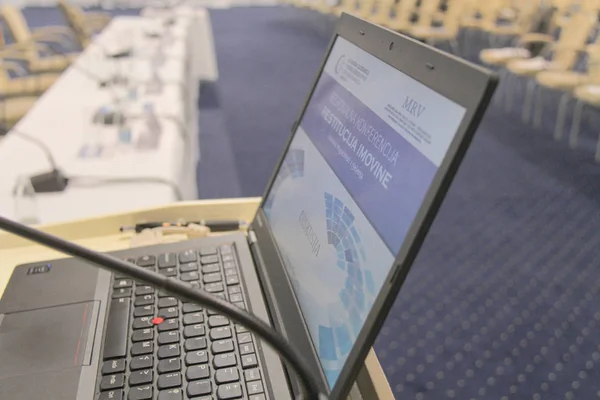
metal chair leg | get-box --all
[595,131,600,163]
[522,79,536,123]
[554,92,571,140]
[569,100,585,148]
[533,86,544,129]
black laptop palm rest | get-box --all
[97,244,267,400]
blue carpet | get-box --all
[198,7,335,198]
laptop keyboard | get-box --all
[96,244,268,400]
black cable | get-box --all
[0,124,58,171]
[0,214,326,400]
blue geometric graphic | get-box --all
[263,149,305,214]
[319,192,376,383]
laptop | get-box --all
[0,14,497,400]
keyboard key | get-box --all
[232,299,244,308]
[186,364,210,381]
[213,353,236,369]
[183,312,204,325]
[185,337,207,351]
[158,372,182,389]
[220,245,233,254]
[223,261,236,269]
[159,306,178,319]
[247,380,264,396]
[241,354,258,369]
[217,382,242,399]
[178,249,197,264]
[134,305,154,317]
[159,267,177,277]
[130,355,153,371]
[229,293,243,303]
[228,286,241,295]
[200,246,217,256]
[224,269,237,277]
[181,271,200,282]
[102,359,126,375]
[212,339,234,354]
[113,279,133,289]
[203,272,222,283]
[226,276,240,286]
[205,282,224,293]
[158,388,183,400]
[208,315,229,328]
[158,291,171,298]
[103,298,130,360]
[158,331,180,345]
[132,328,153,342]
[244,368,261,382]
[98,390,123,400]
[185,350,208,366]
[210,326,232,340]
[235,326,248,335]
[158,358,181,373]
[237,332,252,344]
[131,341,153,356]
[158,318,179,332]
[132,316,153,330]
[179,262,198,273]
[128,385,152,400]
[137,255,155,267]
[201,263,220,274]
[112,288,132,298]
[158,297,178,308]
[129,369,153,386]
[134,295,154,307]
[189,281,201,290]
[100,373,124,390]
[221,253,234,262]
[135,286,154,296]
[187,380,211,397]
[215,367,239,384]
[200,255,218,264]
[239,343,254,355]
[250,393,267,400]
[158,252,177,268]
[183,303,203,313]
[158,343,180,359]
[184,324,206,338]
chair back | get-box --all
[585,43,600,84]
[370,0,395,20]
[414,0,441,27]
[442,0,470,35]
[390,0,419,26]
[0,5,37,62]
[57,0,91,48]
[553,12,597,69]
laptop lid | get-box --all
[249,13,497,398]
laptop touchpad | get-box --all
[0,301,99,379]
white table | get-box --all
[0,11,217,224]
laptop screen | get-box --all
[262,36,467,387]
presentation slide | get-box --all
[263,37,465,386]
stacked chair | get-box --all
[281,0,600,163]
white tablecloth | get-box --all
[0,10,217,224]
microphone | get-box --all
[0,214,327,400]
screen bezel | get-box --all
[249,13,498,399]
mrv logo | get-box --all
[402,96,426,118]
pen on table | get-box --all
[120,220,248,233]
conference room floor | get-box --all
[14,4,600,399]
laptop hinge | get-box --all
[247,229,258,245]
